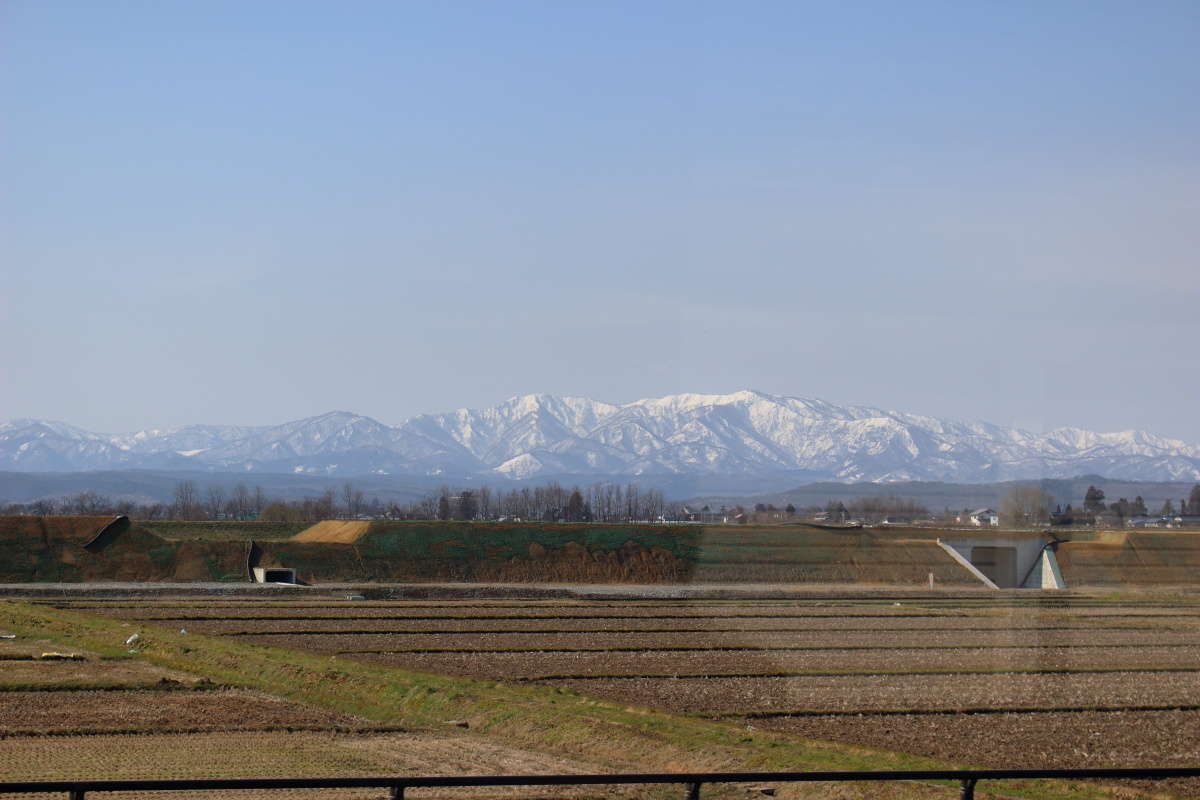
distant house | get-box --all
[680,506,729,524]
[1126,515,1167,528]
[964,508,999,527]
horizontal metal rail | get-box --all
[1,767,1198,800]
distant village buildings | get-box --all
[679,506,731,524]
[961,508,1000,527]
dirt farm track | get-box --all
[2,586,1199,800]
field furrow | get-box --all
[169,617,1193,635]
[539,671,1200,714]
[235,628,1199,654]
[348,644,1200,679]
[19,591,1200,800]
[751,708,1200,769]
[0,689,391,734]
[0,731,642,799]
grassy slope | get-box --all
[261,522,980,584]
[7,516,1199,586]
[0,600,1135,800]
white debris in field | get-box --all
[124,633,139,646]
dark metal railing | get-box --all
[1,768,1199,800]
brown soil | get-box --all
[237,627,1200,654]
[0,731,649,799]
[163,615,1197,635]
[753,710,1200,797]
[0,658,200,688]
[82,603,973,620]
[292,521,371,543]
[542,671,1200,714]
[0,689,389,734]
[349,645,1200,680]
[17,595,1200,800]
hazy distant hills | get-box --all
[4,390,1199,486]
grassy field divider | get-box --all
[0,600,1141,800]
[0,681,222,692]
[0,723,409,737]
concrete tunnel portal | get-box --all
[936,534,1065,589]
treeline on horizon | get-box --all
[4,480,1199,527]
[5,480,928,524]
[2,480,675,524]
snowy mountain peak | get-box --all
[4,391,1199,483]
[629,389,772,413]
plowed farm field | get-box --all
[59,593,1200,791]
[0,621,652,800]
[0,730,653,800]
[17,591,1200,800]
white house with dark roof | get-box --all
[965,508,999,527]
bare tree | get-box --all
[414,496,436,519]
[206,486,226,519]
[457,490,477,521]
[1000,487,1054,528]
[477,486,492,520]
[566,488,585,521]
[173,481,199,519]
[30,498,57,516]
[315,488,336,520]
[63,491,111,515]
[231,484,252,519]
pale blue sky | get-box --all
[3,1,1198,439]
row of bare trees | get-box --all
[1,483,273,521]
[400,482,674,522]
[169,481,271,521]
[2,479,673,524]
[175,481,371,522]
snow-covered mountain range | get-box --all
[4,390,1199,483]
